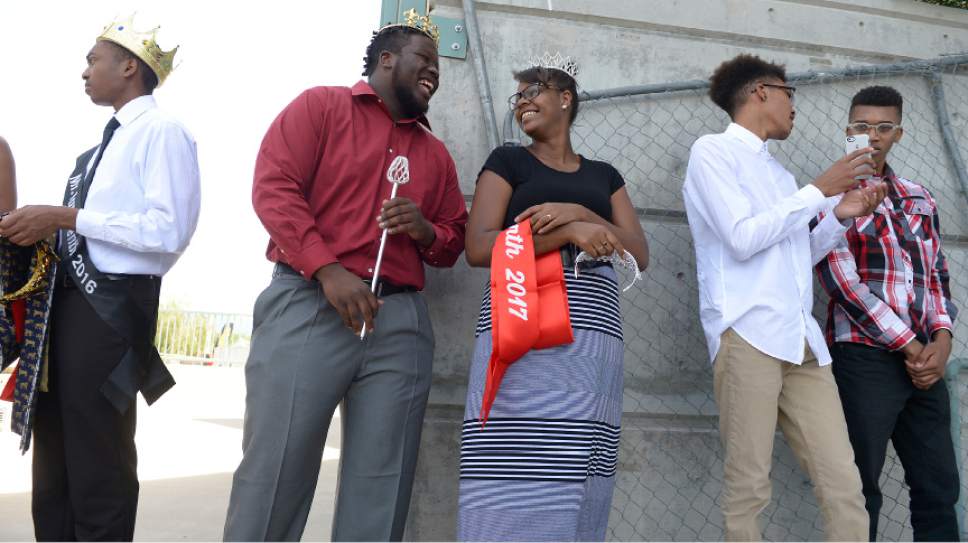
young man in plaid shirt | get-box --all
[816,85,960,541]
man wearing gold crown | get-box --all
[0,15,200,541]
[222,5,466,542]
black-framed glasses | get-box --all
[760,83,797,102]
[847,122,901,135]
[508,83,558,109]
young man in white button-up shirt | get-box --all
[0,18,199,541]
[683,54,886,541]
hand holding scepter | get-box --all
[361,156,410,340]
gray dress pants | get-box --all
[223,266,434,541]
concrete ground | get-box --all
[0,365,341,541]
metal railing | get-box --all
[154,310,252,367]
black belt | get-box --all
[59,270,158,290]
[273,263,417,297]
[362,278,417,297]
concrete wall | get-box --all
[407,1,968,540]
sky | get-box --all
[0,0,381,314]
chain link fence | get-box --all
[503,54,968,541]
[154,310,253,367]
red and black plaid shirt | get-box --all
[815,165,957,350]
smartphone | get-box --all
[845,134,872,180]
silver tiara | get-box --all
[528,51,579,78]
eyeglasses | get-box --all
[508,83,558,109]
[847,122,901,135]
[761,83,797,98]
[760,83,797,102]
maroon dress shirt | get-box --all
[253,80,467,290]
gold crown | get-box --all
[97,14,178,87]
[382,2,440,44]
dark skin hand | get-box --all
[904,330,953,390]
[314,263,382,334]
[378,197,435,247]
[465,170,648,269]
[515,199,648,266]
[318,197,433,334]
[0,205,77,246]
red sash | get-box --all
[480,221,573,426]
[13,299,25,342]
[1,300,26,402]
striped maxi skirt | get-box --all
[458,265,624,542]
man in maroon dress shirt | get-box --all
[223,14,467,541]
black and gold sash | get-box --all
[59,146,174,415]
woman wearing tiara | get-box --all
[458,55,648,541]
[0,136,15,212]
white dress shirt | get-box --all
[75,95,201,276]
[683,123,848,365]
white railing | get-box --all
[154,310,252,367]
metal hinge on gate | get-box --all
[379,0,468,60]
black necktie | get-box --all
[78,117,120,208]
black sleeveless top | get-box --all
[479,146,626,228]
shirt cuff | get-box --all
[817,207,849,235]
[74,209,106,241]
[929,321,954,339]
[283,238,338,281]
[887,328,918,352]
[799,184,828,215]
[418,224,448,265]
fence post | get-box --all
[462,0,501,151]
[945,357,966,538]
[927,71,968,209]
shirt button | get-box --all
[388,148,393,153]
[368,268,374,273]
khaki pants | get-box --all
[714,329,868,542]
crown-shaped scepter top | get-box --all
[527,52,580,79]
[97,14,178,87]
[387,156,411,185]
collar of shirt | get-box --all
[725,122,770,156]
[864,163,919,204]
[350,80,432,130]
[113,94,157,128]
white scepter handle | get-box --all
[361,156,410,340]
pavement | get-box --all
[0,365,341,541]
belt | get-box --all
[273,263,417,297]
[58,270,158,289]
[363,278,417,297]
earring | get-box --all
[561,104,567,110]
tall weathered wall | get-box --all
[408,2,968,540]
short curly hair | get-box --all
[513,66,580,124]
[850,85,903,119]
[709,54,786,118]
[361,26,431,77]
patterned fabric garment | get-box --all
[0,239,56,451]
[459,265,623,542]
[815,165,957,350]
